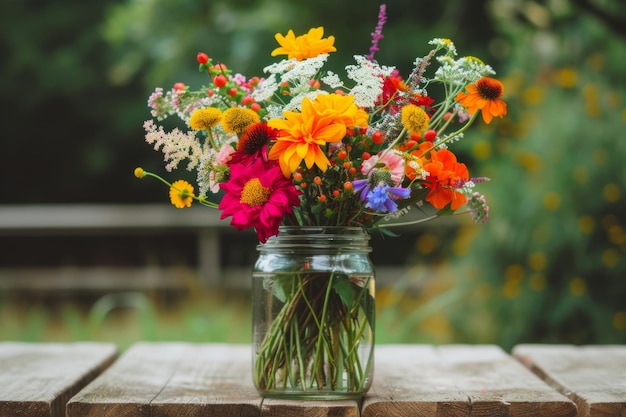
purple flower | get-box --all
[366,4,387,61]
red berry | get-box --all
[196,52,209,64]
[228,87,238,97]
[173,82,186,91]
[250,103,261,113]
[372,131,384,144]
[241,95,254,105]
[362,152,371,160]
[338,150,348,159]
[424,129,437,142]
[213,75,227,88]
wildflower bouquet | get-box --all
[136,4,506,397]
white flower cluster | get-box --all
[143,120,203,172]
[346,55,394,108]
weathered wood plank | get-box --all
[0,342,117,417]
[513,344,626,417]
[362,344,578,417]
[67,342,361,417]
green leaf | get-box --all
[332,274,354,307]
[265,275,296,303]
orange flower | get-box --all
[421,148,468,210]
[455,77,507,124]
[267,94,367,177]
[271,27,337,61]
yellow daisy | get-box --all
[271,27,336,61]
[169,180,194,208]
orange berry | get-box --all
[332,189,341,197]
[343,181,353,191]
[300,182,307,189]
[424,129,437,142]
[196,52,209,64]
[338,150,347,159]
[250,103,261,112]
[213,75,227,88]
[372,131,384,144]
[349,167,357,175]
[343,162,351,169]
[313,176,322,185]
[173,82,186,91]
[318,195,327,202]
[293,172,303,181]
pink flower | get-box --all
[360,151,405,186]
[219,159,301,243]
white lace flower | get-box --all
[345,55,394,108]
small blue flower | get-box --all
[364,184,410,213]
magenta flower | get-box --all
[219,159,301,243]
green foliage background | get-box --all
[1,0,624,347]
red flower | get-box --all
[219,159,301,243]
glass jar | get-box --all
[252,226,375,400]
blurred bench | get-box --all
[4,342,624,416]
[0,204,428,293]
[0,204,248,292]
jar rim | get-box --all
[258,225,371,250]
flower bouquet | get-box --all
[135,3,506,397]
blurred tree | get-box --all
[386,0,626,348]
[1,0,503,203]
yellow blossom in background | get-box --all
[169,180,194,208]
[221,107,260,134]
[189,107,222,131]
[271,27,336,61]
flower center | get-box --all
[238,123,272,155]
[240,178,271,206]
[476,78,503,100]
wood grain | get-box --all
[513,344,626,417]
[66,342,361,417]
[362,344,578,417]
[0,342,117,417]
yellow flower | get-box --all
[189,107,222,130]
[311,93,369,128]
[271,27,336,61]
[169,180,194,208]
[221,107,260,134]
[268,94,365,177]
[401,104,429,135]
[455,76,507,124]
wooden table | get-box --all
[65,343,583,417]
[513,344,626,417]
[3,342,624,416]
[0,342,117,417]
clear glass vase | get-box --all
[252,226,375,400]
